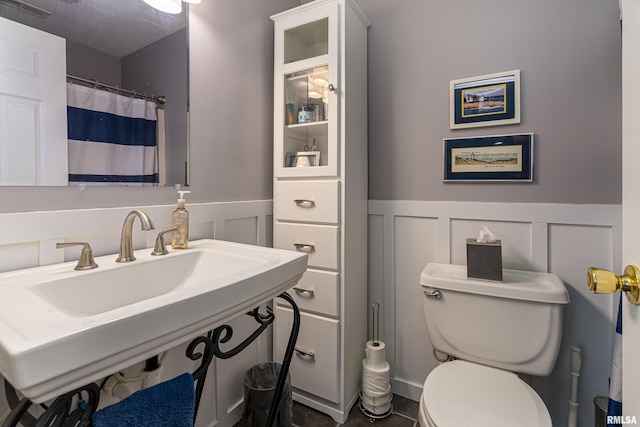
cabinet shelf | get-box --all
[286,120,328,130]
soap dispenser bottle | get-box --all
[171,190,191,249]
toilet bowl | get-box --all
[419,263,570,427]
[418,361,551,427]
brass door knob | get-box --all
[587,265,640,304]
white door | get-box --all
[0,17,68,186]
[621,0,640,418]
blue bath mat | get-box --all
[92,373,194,427]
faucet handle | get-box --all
[56,242,99,271]
[151,228,177,256]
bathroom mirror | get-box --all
[0,0,189,187]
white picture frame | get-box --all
[450,70,521,129]
[285,151,320,167]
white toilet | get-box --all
[418,263,570,427]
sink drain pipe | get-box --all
[142,355,163,389]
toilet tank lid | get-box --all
[420,263,570,304]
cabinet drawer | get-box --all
[274,223,339,270]
[280,269,339,317]
[275,180,340,224]
[275,306,339,403]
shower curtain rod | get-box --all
[66,74,166,105]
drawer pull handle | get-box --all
[294,199,315,208]
[294,347,315,359]
[293,287,315,297]
[293,243,315,253]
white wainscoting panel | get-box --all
[539,223,619,423]
[0,200,273,427]
[368,200,621,427]
[393,216,439,388]
[0,199,623,427]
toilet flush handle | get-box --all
[423,289,442,299]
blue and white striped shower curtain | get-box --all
[67,83,159,184]
[607,294,622,427]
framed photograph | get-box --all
[443,133,533,182]
[285,151,320,168]
[450,70,520,129]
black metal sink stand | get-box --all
[2,292,300,427]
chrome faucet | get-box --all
[116,210,155,263]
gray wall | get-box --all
[66,40,121,86]
[359,0,622,203]
[188,0,290,202]
[0,0,621,213]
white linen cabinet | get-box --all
[271,0,369,423]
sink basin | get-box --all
[0,239,307,402]
[32,249,271,317]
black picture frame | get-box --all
[443,133,533,182]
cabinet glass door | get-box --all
[282,65,329,170]
[284,18,329,64]
[274,4,339,178]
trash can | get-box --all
[241,362,292,427]
[594,396,608,427]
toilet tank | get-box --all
[420,263,570,376]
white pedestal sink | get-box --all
[0,239,307,403]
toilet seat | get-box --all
[420,360,551,427]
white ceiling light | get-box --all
[144,0,182,14]
[182,0,202,3]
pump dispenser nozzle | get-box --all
[176,190,190,208]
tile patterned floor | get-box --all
[236,394,420,426]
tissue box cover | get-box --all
[466,238,502,281]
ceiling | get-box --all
[0,0,187,57]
